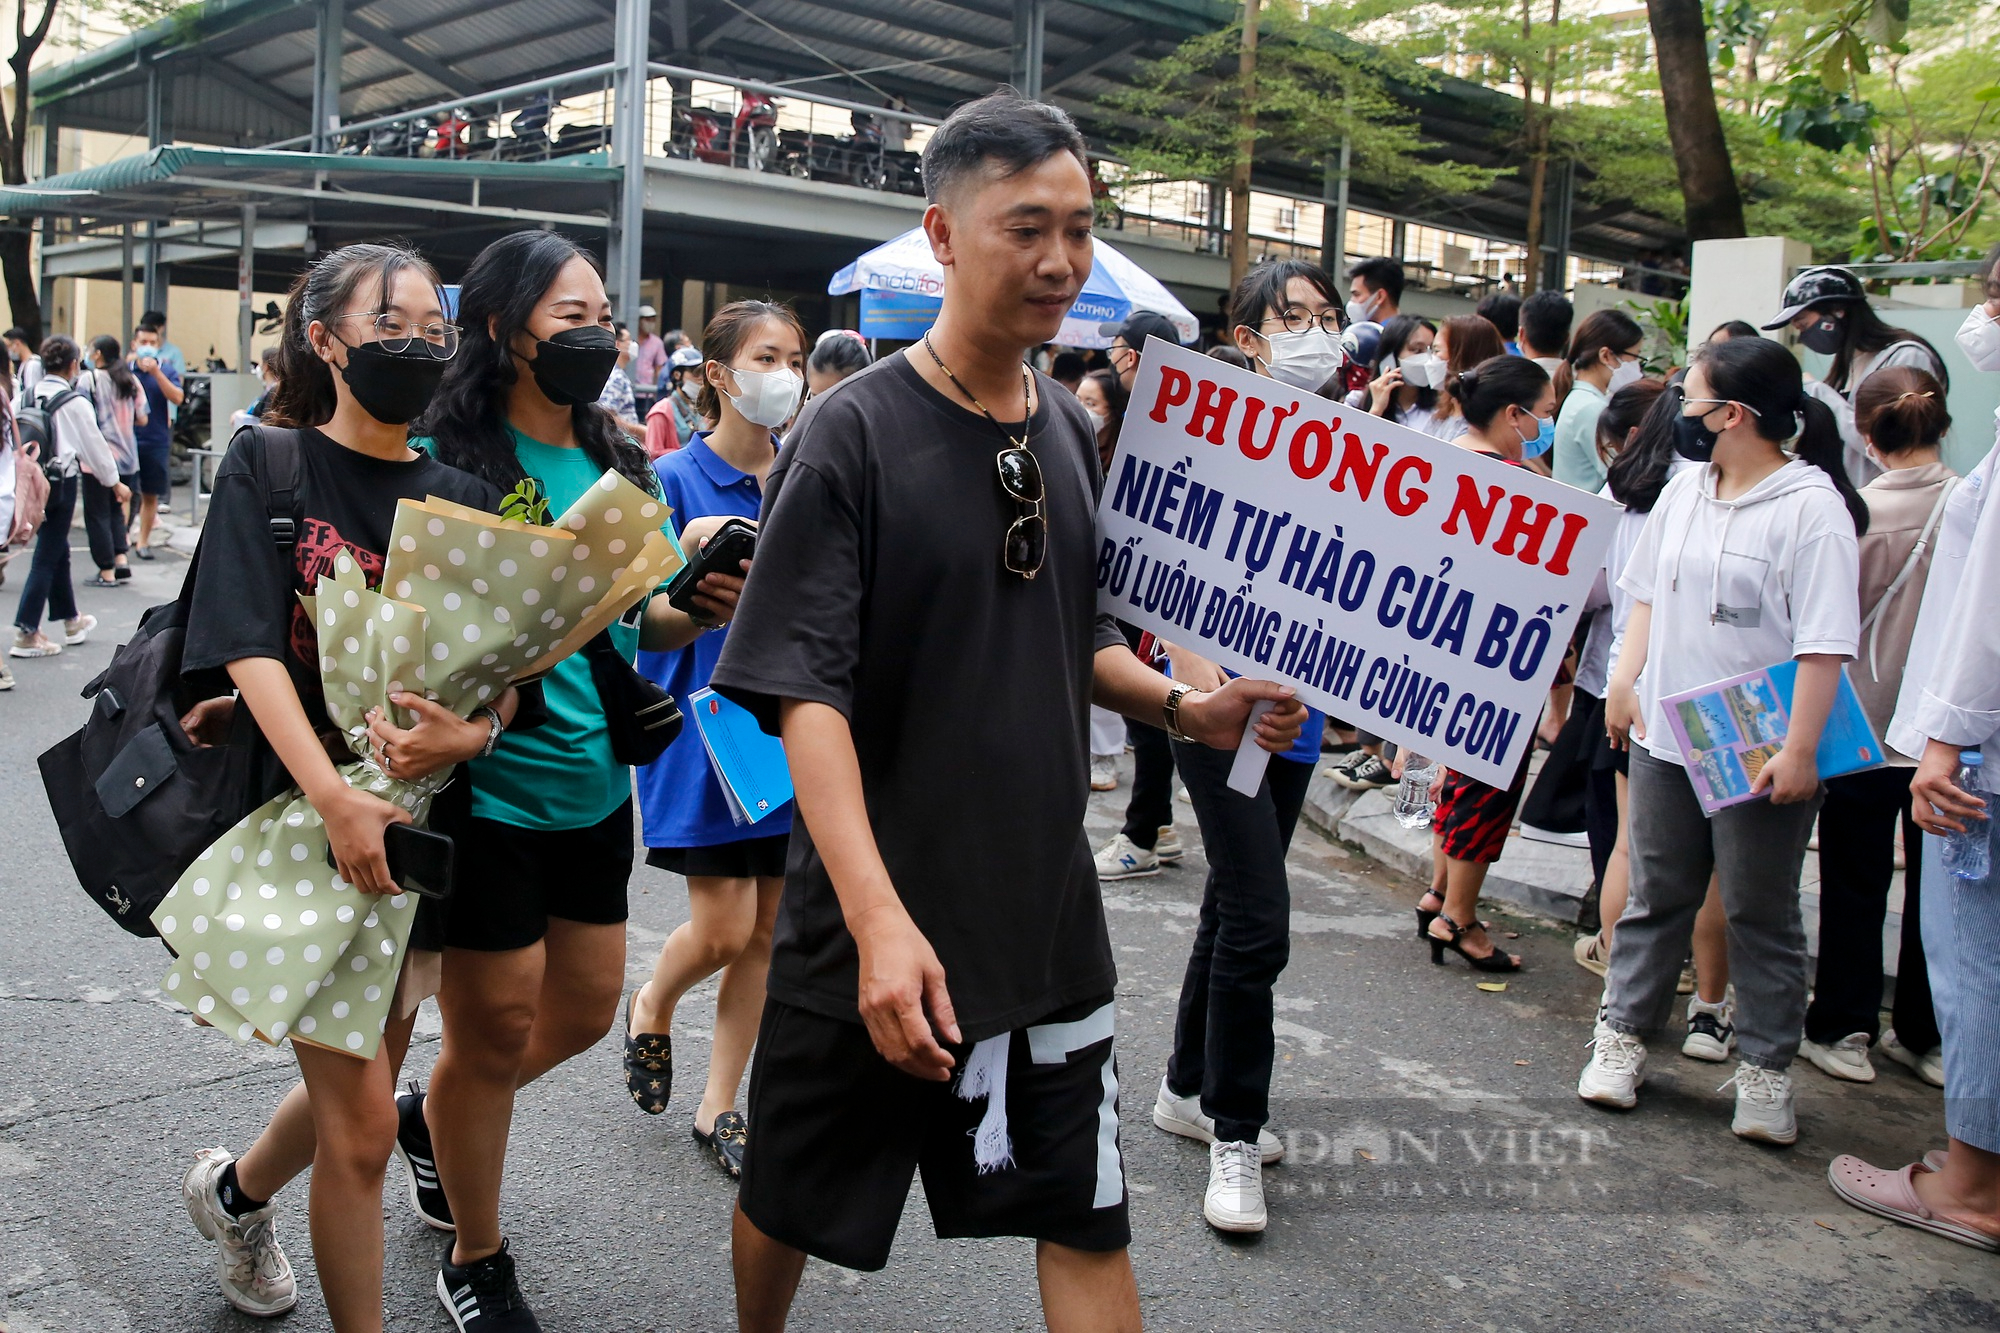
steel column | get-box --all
[1011,0,1046,101]
[311,0,346,153]
[609,0,649,322]
[238,203,256,373]
[1322,137,1349,277]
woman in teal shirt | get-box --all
[1551,309,1645,491]
[409,231,729,1328]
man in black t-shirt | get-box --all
[711,92,1303,1331]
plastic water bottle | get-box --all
[1943,750,1992,882]
[1394,754,1440,829]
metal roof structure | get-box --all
[26,0,1682,269]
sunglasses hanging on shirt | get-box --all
[922,333,1046,580]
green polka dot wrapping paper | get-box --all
[151,471,684,1060]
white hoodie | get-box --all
[1618,458,1861,765]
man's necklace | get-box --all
[923,333,1032,450]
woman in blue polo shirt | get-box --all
[626,300,806,1179]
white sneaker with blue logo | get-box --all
[1094,833,1159,880]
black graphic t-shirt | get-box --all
[184,426,500,736]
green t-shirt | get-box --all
[413,426,653,832]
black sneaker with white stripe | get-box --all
[394,1083,454,1231]
[438,1239,541,1331]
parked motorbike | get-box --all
[667,92,781,172]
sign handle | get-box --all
[1226,699,1276,797]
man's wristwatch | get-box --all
[473,705,505,759]
[1161,681,1199,744]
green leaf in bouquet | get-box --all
[500,477,551,526]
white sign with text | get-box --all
[1097,339,1620,789]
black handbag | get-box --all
[37,427,302,936]
[583,630,684,766]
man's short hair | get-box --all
[1519,290,1574,356]
[1049,351,1088,383]
[1346,257,1404,304]
[1476,292,1522,341]
[140,309,167,327]
[3,327,27,344]
[135,322,162,337]
[920,88,1088,205]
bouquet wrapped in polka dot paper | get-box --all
[151,471,683,1060]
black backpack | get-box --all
[37,427,303,936]
[15,384,85,481]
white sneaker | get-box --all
[1724,1063,1798,1144]
[63,613,97,645]
[1880,1030,1946,1088]
[1681,996,1737,1063]
[1152,1077,1283,1163]
[0,662,13,690]
[182,1146,298,1317]
[1578,1020,1647,1109]
[9,630,59,658]
[1203,1140,1266,1233]
[1154,825,1184,864]
[1094,833,1160,881]
[1090,755,1118,791]
[1800,1032,1876,1083]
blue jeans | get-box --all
[14,472,78,634]
[1921,820,2000,1152]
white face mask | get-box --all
[1259,328,1343,391]
[1085,407,1111,436]
[1958,306,2000,373]
[1345,292,1381,327]
[1607,358,1644,393]
[677,379,700,402]
[721,363,803,429]
[1400,351,1446,389]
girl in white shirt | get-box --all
[1581,335,1864,1147]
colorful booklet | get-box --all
[1660,661,1884,815]
[687,687,794,825]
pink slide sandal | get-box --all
[1827,1156,2000,1253]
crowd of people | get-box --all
[1075,241,2000,1253]
[10,86,2000,1332]
[0,310,188,689]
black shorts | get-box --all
[136,445,170,497]
[738,996,1130,1273]
[430,799,633,952]
[645,831,789,879]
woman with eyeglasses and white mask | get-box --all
[626,300,805,1184]
[1550,310,1647,493]
[1152,258,1333,1235]
[1584,335,1866,1148]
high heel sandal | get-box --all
[1415,892,1487,940]
[1427,912,1522,972]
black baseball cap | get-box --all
[1099,310,1185,348]
[1763,266,1865,328]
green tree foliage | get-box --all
[1102,1,1499,203]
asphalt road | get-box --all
[3,543,1997,1332]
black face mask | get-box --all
[1673,406,1721,463]
[339,339,448,425]
[1799,315,1844,356]
[524,325,619,407]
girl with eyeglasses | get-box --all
[626,299,805,1181]
[1151,259,1334,1235]
[172,241,521,1331]
[1583,334,1866,1147]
